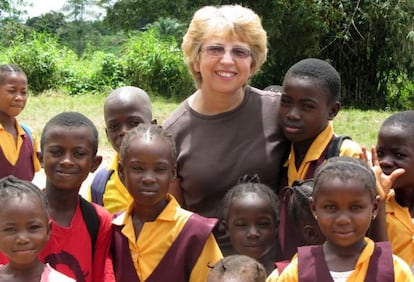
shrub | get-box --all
[122,29,194,99]
[2,33,62,94]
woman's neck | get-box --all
[189,87,245,115]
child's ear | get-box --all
[309,196,316,215]
[171,166,177,181]
[328,101,341,120]
[38,151,44,166]
[90,155,102,173]
[222,219,229,233]
[118,162,125,183]
[303,225,317,244]
[47,220,52,240]
[372,195,380,219]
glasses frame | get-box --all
[200,45,252,59]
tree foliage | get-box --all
[0,0,412,109]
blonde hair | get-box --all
[182,5,268,88]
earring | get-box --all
[314,215,318,221]
[372,214,376,220]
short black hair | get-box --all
[312,156,376,200]
[223,174,279,224]
[380,110,414,137]
[119,123,177,168]
[0,175,48,218]
[41,112,99,156]
[0,64,25,85]
[283,58,341,102]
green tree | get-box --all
[26,11,66,36]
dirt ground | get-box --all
[32,147,114,198]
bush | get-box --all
[2,33,62,94]
[122,29,194,99]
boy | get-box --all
[89,86,152,214]
[279,58,361,187]
[376,110,414,271]
[0,112,115,281]
[278,58,361,259]
[0,64,41,181]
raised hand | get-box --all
[360,146,405,200]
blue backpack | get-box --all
[19,122,33,144]
[91,168,114,206]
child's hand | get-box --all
[360,146,405,200]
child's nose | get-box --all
[16,232,30,243]
[286,106,300,120]
[247,226,260,238]
[142,171,156,183]
[335,211,351,224]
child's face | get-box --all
[279,76,339,142]
[225,193,277,260]
[311,177,378,250]
[377,125,414,191]
[104,97,151,153]
[0,195,50,265]
[119,135,175,208]
[0,72,27,118]
[40,126,101,191]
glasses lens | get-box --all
[205,46,225,56]
[231,47,251,58]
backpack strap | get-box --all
[79,196,100,256]
[19,122,33,144]
[326,135,351,159]
[91,168,114,206]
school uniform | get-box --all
[267,238,413,282]
[88,153,133,214]
[111,194,223,282]
[0,120,40,180]
[284,122,361,187]
[386,190,414,269]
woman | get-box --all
[163,5,289,255]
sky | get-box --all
[26,0,67,18]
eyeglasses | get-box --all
[201,45,252,59]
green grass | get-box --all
[20,93,180,150]
[20,93,394,152]
[333,109,394,148]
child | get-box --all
[279,58,361,187]
[278,58,361,259]
[111,123,223,282]
[0,112,116,281]
[0,64,41,181]
[89,86,153,214]
[376,110,414,270]
[207,255,267,282]
[270,157,413,281]
[0,175,74,282]
[222,175,280,275]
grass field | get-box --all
[20,93,394,153]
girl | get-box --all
[0,175,74,282]
[275,157,413,281]
[0,64,41,181]
[222,175,280,275]
[111,123,222,282]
